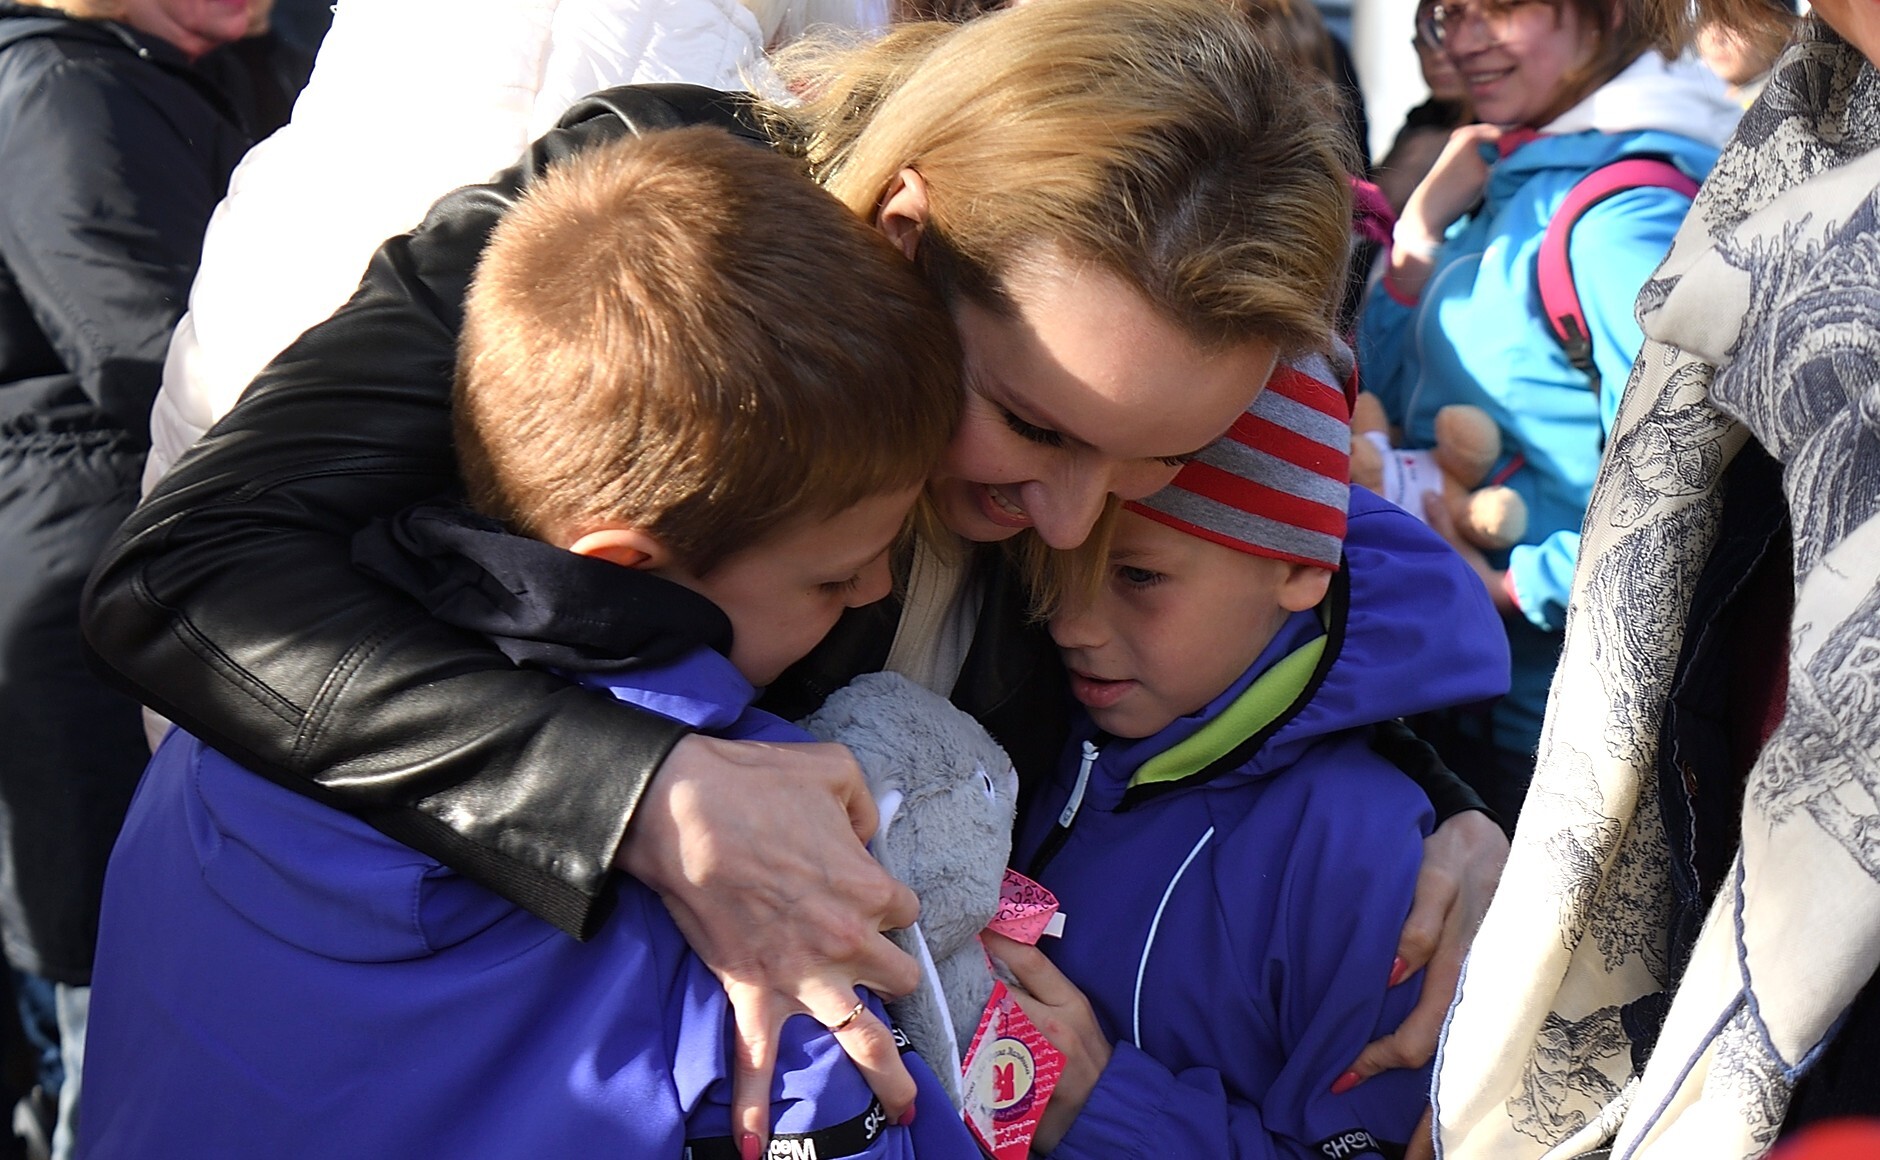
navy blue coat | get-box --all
[0,4,254,982]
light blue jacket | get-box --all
[1357,55,1732,753]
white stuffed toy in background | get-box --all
[800,672,1019,1106]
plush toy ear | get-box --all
[1431,404,1503,488]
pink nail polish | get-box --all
[739,1132,762,1160]
[897,1103,918,1127]
[1387,955,1408,987]
[1331,1071,1362,1095]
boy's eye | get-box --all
[1117,566,1164,588]
[1001,409,1066,448]
[1154,451,1200,469]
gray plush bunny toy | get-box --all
[800,672,1019,1107]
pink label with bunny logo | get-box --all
[961,981,1063,1159]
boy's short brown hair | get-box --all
[455,125,961,573]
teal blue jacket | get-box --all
[1358,103,1723,753]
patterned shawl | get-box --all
[1434,24,1880,1160]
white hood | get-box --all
[1544,49,1741,147]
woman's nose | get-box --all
[1028,476,1111,550]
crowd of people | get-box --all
[0,0,1871,1155]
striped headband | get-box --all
[1124,350,1352,569]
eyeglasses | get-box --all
[1415,0,1543,48]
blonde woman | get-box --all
[84,0,1508,1150]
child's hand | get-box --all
[621,734,923,1157]
[982,930,1113,1154]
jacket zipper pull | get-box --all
[1058,739,1098,829]
[1029,739,1100,878]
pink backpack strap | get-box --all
[1537,156,1699,395]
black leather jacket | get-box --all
[84,84,1483,940]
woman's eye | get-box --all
[1118,566,1163,588]
[821,575,862,594]
[1001,409,1066,448]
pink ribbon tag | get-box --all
[985,868,1060,946]
[960,980,1064,1159]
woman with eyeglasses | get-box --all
[1354,0,1740,827]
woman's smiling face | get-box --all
[1443,0,1600,127]
[927,251,1280,551]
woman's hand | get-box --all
[1339,809,1508,1085]
[620,734,923,1157]
[981,931,1113,1154]
[1386,123,1504,301]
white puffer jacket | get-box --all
[146,0,885,492]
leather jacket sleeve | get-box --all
[82,85,770,939]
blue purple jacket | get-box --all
[1013,488,1509,1159]
[81,506,978,1159]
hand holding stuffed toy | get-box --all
[1348,391,1529,551]
[799,672,1018,1107]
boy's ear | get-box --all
[566,526,670,571]
[1277,564,1334,613]
[875,168,930,262]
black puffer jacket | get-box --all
[84,85,1484,941]
[0,4,254,982]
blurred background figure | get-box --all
[141,0,892,508]
[1695,0,1796,106]
[1355,0,1739,826]
[0,0,288,1155]
[1372,0,1469,214]
[266,0,330,57]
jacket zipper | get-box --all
[1025,738,1099,878]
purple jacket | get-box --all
[1014,488,1510,1159]
[82,508,979,1159]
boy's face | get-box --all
[676,488,921,687]
[1049,510,1331,739]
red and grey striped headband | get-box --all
[1124,351,1352,570]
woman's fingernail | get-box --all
[897,1103,918,1127]
[1331,1071,1363,1095]
[1388,956,1409,987]
[739,1132,762,1160]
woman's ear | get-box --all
[875,168,930,261]
[565,526,670,570]
[1278,563,1335,613]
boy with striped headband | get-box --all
[986,352,1510,1157]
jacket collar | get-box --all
[351,502,733,673]
[1071,571,1346,810]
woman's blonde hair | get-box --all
[766,0,1356,358]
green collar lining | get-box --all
[1128,634,1326,789]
